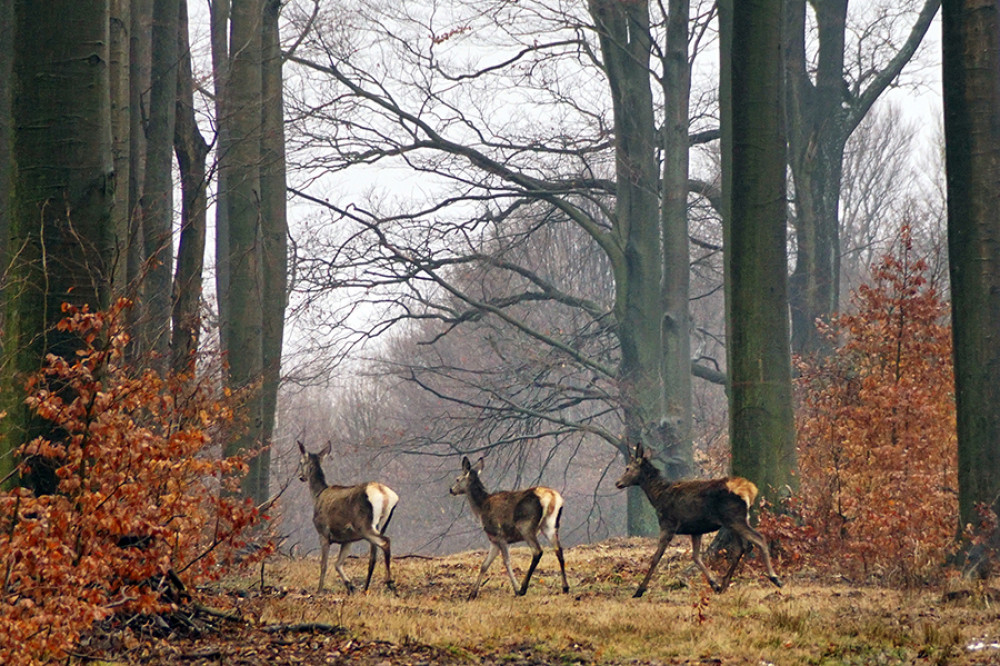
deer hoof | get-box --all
[770,576,783,588]
[562,585,570,594]
[632,588,646,599]
[386,580,398,593]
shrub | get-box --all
[0,300,269,663]
[790,227,958,584]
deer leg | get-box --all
[317,540,331,593]
[379,534,394,592]
[732,522,783,588]
[364,542,378,592]
[517,534,544,597]
[544,528,569,594]
[715,534,746,592]
[471,542,500,599]
[634,527,676,598]
[333,542,356,594]
[360,526,394,592]
[690,534,723,592]
[498,541,521,594]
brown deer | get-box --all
[296,441,399,594]
[450,456,569,599]
[615,441,782,598]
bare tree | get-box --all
[784,0,940,356]
[138,0,180,368]
[283,0,724,533]
[171,0,210,374]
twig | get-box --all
[260,622,346,635]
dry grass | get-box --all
[219,538,1000,665]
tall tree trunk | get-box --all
[259,0,289,494]
[139,0,180,370]
[659,0,695,481]
[126,0,152,364]
[171,0,209,375]
[4,0,114,492]
[221,0,266,503]
[211,0,232,360]
[725,0,796,501]
[590,0,664,535]
[109,0,131,291]
[0,0,12,487]
[941,0,1000,535]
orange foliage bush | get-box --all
[789,227,958,584]
[0,300,269,663]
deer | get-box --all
[296,441,399,594]
[615,441,782,598]
[449,456,570,599]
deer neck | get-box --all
[465,475,491,518]
[637,463,671,506]
[307,464,328,499]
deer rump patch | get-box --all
[365,483,398,531]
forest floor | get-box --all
[75,538,1000,665]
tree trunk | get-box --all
[171,0,209,375]
[210,0,232,360]
[941,0,1000,534]
[659,0,695,482]
[109,0,131,292]
[259,0,289,497]
[724,0,797,501]
[4,0,114,492]
[126,0,152,365]
[0,0,12,487]
[221,0,266,503]
[590,0,665,535]
[139,0,179,369]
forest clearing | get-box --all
[74,539,1000,665]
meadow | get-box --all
[80,538,1000,665]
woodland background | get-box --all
[2,0,1000,662]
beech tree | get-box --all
[171,0,210,374]
[212,0,290,503]
[941,0,1000,544]
[138,0,180,368]
[721,0,796,499]
[3,0,116,491]
[784,0,940,356]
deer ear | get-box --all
[319,441,332,457]
[462,456,472,471]
[473,457,485,472]
[297,440,306,455]
[634,441,645,459]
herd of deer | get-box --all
[296,440,783,600]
